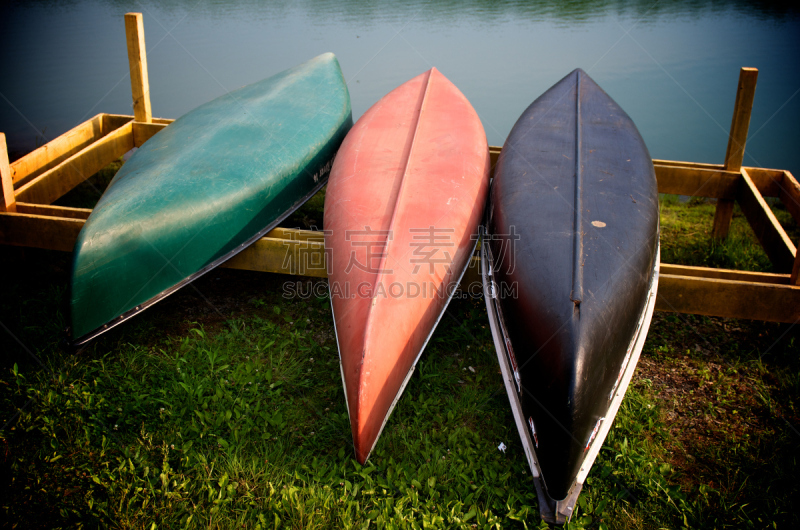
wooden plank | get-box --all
[14,122,134,205]
[725,67,759,172]
[654,164,740,199]
[711,199,736,239]
[222,234,484,292]
[660,263,789,285]
[1,133,15,212]
[3,205,799,318]
[0,212,84,252]
[103,114,173,135]
[714,67,758,239]
[656,273,799,323]
[265,227,324,242]
[221,236,329,278]
[125,13,152,123]
[741,166,785,198]
[738,167,796,272]
[102,114,133,135]
[10,115,105,187]
[778,170,800,224]
[652,159,724,170]
[133,121,169,147]
[15,203,91,220]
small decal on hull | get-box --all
[311,156,335,183]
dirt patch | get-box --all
[636,312,799,492]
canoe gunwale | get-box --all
[333,227,484,463]
[482,232,660,523]
[71,173,332,347]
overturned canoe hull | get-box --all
[483,69,660,523]
[70,53,352,344]
[325,68,490,463]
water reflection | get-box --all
[11,0,795,23]
[0,0,798,177]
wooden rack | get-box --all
[1,13,798,323]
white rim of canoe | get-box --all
[72,164,334,347]
[332,230,482,463]
[482,233,660,524]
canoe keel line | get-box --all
[325,68,490,463]
[483,69,661,523]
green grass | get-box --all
[1,181,799,528]
[659,194,799,272]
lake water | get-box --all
[1,0,799,177]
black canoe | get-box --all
[482,69,660,523]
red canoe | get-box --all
[324,68,490,463]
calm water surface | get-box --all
[1,0,798,176]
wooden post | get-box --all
[712,67,758,239]
[1,133,16,213]
[125,13,152,123]
[792,243,800,286]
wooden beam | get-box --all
[222,236,328,277]
[102,114,173,136]
[778,170,800,224]
[713,67,758,239]
[654,164,740,199]
[102,114,134,136]
[711,200,736,240]
[656,273,799,323]
[741,166,786,198]
[133,121,169,147]
[738,168,796,272]
[14,122,134,205]
[9,114,170,189]
[2,206,798,322]
[652,159,724,170]
[0,212,84,252]
[10,115,105,187]
[265,226,324,241]
[125,13,152,123]
[725,68,759,172]
[15,203,92,220]
[792,250,800,286]
[660,263,789,285]
[8,114,170,188]
[1,133,15,212]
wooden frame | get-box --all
[1,15,797,323]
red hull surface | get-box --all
[324,68,490,463]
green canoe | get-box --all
[70,53,352,344]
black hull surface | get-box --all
[484,69,659,522]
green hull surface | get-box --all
[70,53,352,344]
